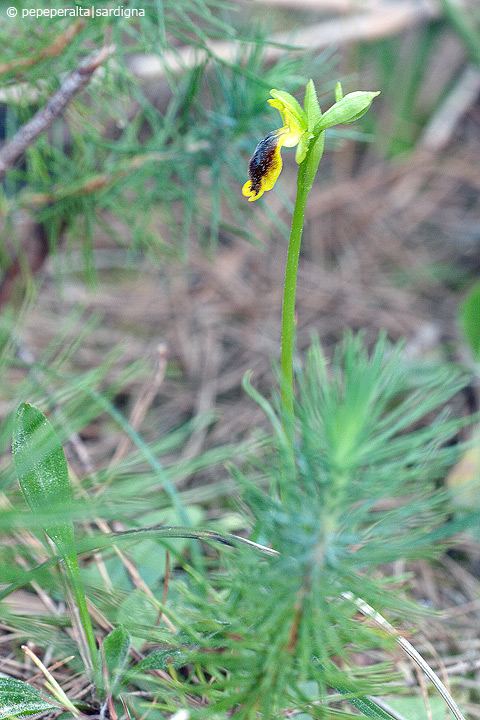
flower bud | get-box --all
[317,91,380,131]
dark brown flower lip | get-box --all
[245,130,282,197]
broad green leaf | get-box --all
[12,403,74,559]
[0,677,58,719]
[133,647,188,672]
[101,626,131,694]
[12,404,97,669]
[460,280,480,360]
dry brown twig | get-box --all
[0,44,115,181]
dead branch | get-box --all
[0,45,115,181]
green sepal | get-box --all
[304,79,322,132]
[269,89,307,126]
[334,81,343,102]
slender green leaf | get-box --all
[339,693,397,719]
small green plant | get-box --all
[233,334,469,720]
[7,337,471,719]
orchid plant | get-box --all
[243,81,379,440]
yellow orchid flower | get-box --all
[242,89,311,202]
[242,83,380,202]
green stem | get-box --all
[280,163,310,441]
[280,132,325,443]
[64,554,97,674]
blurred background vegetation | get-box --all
[2,0,480,718]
